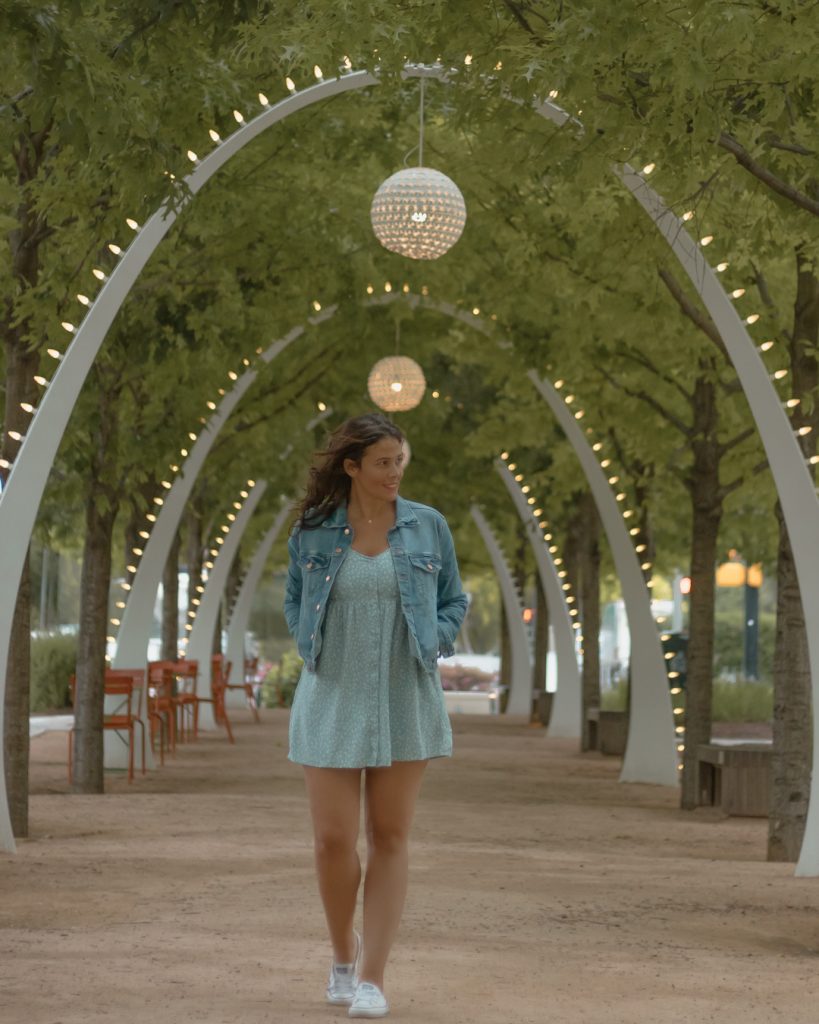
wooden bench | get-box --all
[697,742,772,817]
[599,710,629,755]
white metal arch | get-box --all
[470,505,532,715]
[224,499,293,708]
[0,64,816,872]
[185,480,267,725]
[112,295,661,764]
[494,460,581,739]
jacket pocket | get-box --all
[408,552,442,574]
[298,552,330,571]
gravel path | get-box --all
[2,710,817,1024]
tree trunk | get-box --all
[1,125,49,836]
[499,600,511,713]
[161,530,181,662]
[680,371,723,810]
[4,555,31,836]
[72,372,121,794]
[72,488,119,792]
[768,247,819,860]
[533,572,550,723]
[579,490,602,751]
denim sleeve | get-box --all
[283,528,302,638]
[436,516,469,657]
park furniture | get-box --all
[68,672,145,784]
[196,654,235,744]
[173,659,201,741]
[146,660,179,760]
[224,655,260,723]
[697,742,772,817]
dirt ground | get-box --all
[2,711,818,1024]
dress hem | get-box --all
[287,749,452,769]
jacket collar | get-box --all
[320,494,418,527]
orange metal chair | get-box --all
[67,671,145,783]
[198,654,235,743]
[174,658,201,741]
[146,660,179,759]
[225,655,261,723]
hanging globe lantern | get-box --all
[368,355,426,412]
[370,167,466,261]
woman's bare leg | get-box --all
[358,759,428,990]
[303,766,363,963]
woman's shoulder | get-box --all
[401,497,448,526]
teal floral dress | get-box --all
[288,547,453,768]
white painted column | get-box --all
[495,461,581,739]
[470,505,533,716]
[527,372,678,785]
[224,501,291,707]
[620,167,819,870]
[186,481,267,728]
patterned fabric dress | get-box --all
[288,547,453,768]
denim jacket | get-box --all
[284,495,468,672]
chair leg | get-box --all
[221,700,235,744]
[246,684,261,723]
[136,719,146,775]
[67,730,73,785]
[127,724,134,783]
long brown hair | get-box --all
[292,413,405,530]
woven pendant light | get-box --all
[368,355,426,412]
[370,77,466,261]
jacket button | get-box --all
[325,574,330,581]
[427,563,433,570]
[306,562,313,569]
[335,546,342,553]
[344,528,350,535]
[316,602,320,610]
[310,632,314,639]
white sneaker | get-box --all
[348,981,389,1018]
[326,930,362,1005]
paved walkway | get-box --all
[2,711,817,1023]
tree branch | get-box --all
[616,344,693,403]
[718,424,756,456]
[599,366,693,438]
[718,132,819,217]
[657,265,729,360]
[720,458,769,499]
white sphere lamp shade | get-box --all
[370,167,466,260]
[368,356,426,412]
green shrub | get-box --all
[711,679,772,722]
[601,677,629,711]
[261,648,303,708]
[600,675,771,722]
[31,633,77,712]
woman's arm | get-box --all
[436,516,469,658]
[283,528,302,638]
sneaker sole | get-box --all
[348,1008,389,1019]
[327,992,355,1006]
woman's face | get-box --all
[344,436,405,501]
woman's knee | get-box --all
[366,824,409,856]
[314,827,357,860]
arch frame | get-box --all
[0,63,815,872]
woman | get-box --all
[284,412,468,1019]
